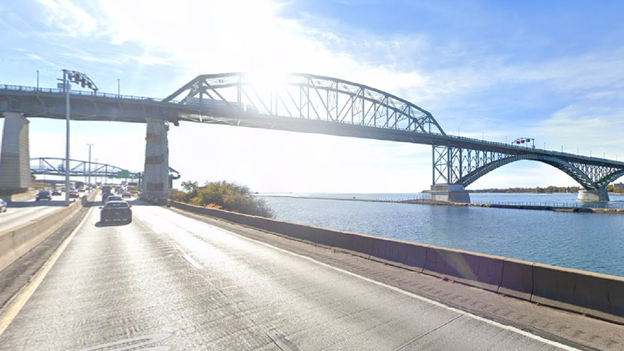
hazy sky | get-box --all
[1,0,624,193]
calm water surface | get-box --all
[261,193,624,277]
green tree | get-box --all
[182,180,273,218]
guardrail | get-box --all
[0,84,179,104]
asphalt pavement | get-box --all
[0,201,622,350]
[0,194,75,233]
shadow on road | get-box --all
[95,221,132,227]
[5,200,75,208]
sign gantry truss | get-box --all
[29,157,181,180]
[30,157,136,178]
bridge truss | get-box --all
[30,157,181,180]
[163,72,446,136]
[433,145,624,190]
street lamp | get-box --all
[94,158,99,185]
[87,144,93,186]
[59,69,98,205]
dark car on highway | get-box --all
[105,195,123,203]
[100,201,132,223]
[36,190,52,201]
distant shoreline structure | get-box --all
[258,193,624,214]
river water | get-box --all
[260,193,624,278]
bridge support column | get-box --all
[141,119,169,202]
[577,187,609,202]
[428,184,471,203]
[0,112,31,193]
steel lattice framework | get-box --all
[433,146,624,190]
[163,72,446,135]
[30,157,137,178]
[29,157,181,180]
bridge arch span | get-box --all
[462,154,599,190]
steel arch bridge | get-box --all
[2,73,624,202]
[163,73,624,198]
[433,147,624,190]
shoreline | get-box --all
[259,194,624,214]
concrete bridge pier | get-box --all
[0,112,31,193]
[428,184,471,203]
[577,187,609,202]
[141,118,170,202]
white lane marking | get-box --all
[168,241,203,270]
[182,254,202,270]
[0,206,93,337]
[224,229,582,351]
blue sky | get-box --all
[1,0,624,193]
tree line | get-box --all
[469,184,624,194]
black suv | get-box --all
[100,201,132,223]
[36,190,52,201]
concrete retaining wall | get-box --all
[172,201,624,324]
[0,194,92,273]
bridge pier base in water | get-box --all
[141,118,170,202]
[428,184,471,203]
[577,187,609,202]
[0,112,31,193]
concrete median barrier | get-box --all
[0,199,82,272]
[331,231,376,257]
[423,247,504,292]
[531,263,624,324]
[498,258,534,300]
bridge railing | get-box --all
[0,84,181,104]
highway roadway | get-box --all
[0,200,623,350]
[0,193,76,233]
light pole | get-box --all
[59,69,98,205]
[117,78,120,97]
[36,70,39,90]
[95,158,99,186]
[87,144,93,186]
